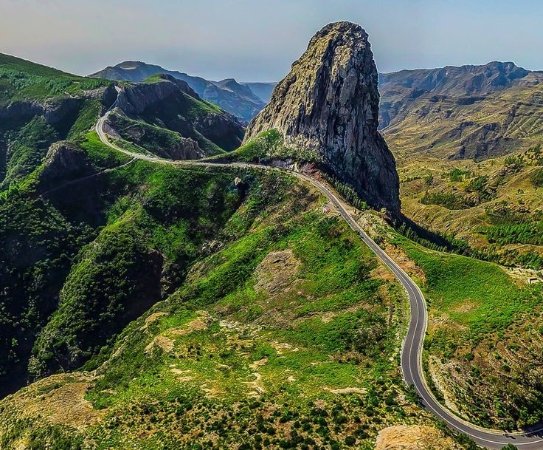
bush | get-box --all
[530,168,543,187]
[421,191,475,210]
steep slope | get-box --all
[380,61,543,160]
[0,137,470,449]
[0,54,247,395]
[0,54,243,192]
[381,62,543,270]
[0,53,115,188]
[91,61,265,122]
[377,62,543,431]
[105,74,244,157]
[241,81,278,103]
[245,22,400,214]
[0,131,256,393]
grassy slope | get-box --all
[395,126,543,271]
[379,70,543,431]
[2,128,288,382]
[208,129,322,164]
[391,233,543,429]
[0,134,475,449]
[0,54,110,188]
[0,53,108,105]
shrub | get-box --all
[530,168,543,187]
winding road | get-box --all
[95,112,543,449]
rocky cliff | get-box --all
[109,74,244,154]
[245,22,400,213]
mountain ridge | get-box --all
[379,61,543,161]
[379,60,540,129]
[91,61,265,122]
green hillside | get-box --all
[0,53,108,104]
[0,130,471,449]
[388,234,543,429]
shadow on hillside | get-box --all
[390,214,459,251]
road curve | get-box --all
[95,113,543,449]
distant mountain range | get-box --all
[379,61,543,128]
[90,61,276,122]
[378,61,543,160]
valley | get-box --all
[1,12,543,450]
[93,99,543,448]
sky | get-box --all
[1,0,542,81]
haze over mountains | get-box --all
[91,61,269,123]
[92,59,543,162]
[3,17,543,449]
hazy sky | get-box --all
[1,0,542,81]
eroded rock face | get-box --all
[245,21,400,213]
[114,74,199,115]
[113,74,245,152]
[40,141,94,185]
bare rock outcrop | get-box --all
[245,21,400,213]
[40,141,94,185]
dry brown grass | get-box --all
[1,373,103,431]
[255,249,301,296]
[375,425,459,450]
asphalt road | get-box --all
[96,113,543,449]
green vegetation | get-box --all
[392,233,543,429]
[213,129,321,164]
[0,114,464,447]
[324,174,369,210]
[465,175,494,202]
[29,228,163,377]
[420,191,474,210]
[8,180,426,448]
[107,111,224,158]
[448,167,471,182]
[0,145,423,448]
[0,53,108,104]
[482,222,543,246]
[76,131,130,167]
[0,190,89,393]
[1,116,58,186]
[399,143,543,271]
[0,126,246,390]
[530,167,543,187]
[0,54,112,189]
[66,99,102,140]
[395,235,540,336]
